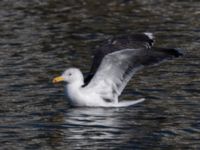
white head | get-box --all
[52,68,84,86]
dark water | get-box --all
[0,0,200,149]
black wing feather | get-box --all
[84,33,154,85]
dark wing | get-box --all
[84,33,155,85]
[85,48,182,101]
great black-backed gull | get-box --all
[52,33,183,107]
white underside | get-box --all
[68,98,145,107]
[104,98,145,107]
[65,82,146,107]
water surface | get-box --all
[0,0,200,149]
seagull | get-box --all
[52,33,183,107]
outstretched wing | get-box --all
[85,47,182,101]
[84,33,155,85]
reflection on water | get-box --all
[0,0,200,149]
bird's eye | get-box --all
[68,73,72,76]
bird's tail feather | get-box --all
[105,98,145,107]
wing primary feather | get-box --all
[84,33,155,85]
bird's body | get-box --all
[61,68,145,107]
[53,33,183,107]
[64,74,106,107]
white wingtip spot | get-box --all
[144,32,154,40]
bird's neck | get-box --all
[65,80,84,104]
[65,80,84,94]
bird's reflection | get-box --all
[38,104,172,149]
[42,107,126,149]
[63,107,122,140]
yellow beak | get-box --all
[52,76,64,84]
